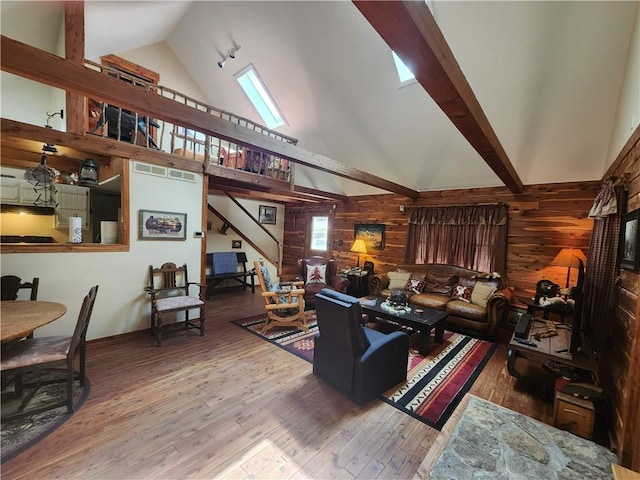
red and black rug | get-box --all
[232,312,496,430]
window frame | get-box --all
[306,212,333,259]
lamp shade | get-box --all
[350,239,367,254]
[550,248,587,268]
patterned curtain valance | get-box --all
[409,204,508,226]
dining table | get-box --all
[0,300,67,342]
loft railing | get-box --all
[84,59,296,182]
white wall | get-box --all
[0,161,203,341]
[1,41,210,341]
[206,195,284,283]
[607,6,640,166]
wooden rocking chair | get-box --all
[254,261,308,334]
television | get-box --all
[569,258,585,354]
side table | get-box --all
[346,271,369,297]
[519,297,572,323]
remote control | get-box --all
[514,338,537,347]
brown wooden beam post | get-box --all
[65,1,85,135]
[353,1,524,194]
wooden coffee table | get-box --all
[359,296,448,355]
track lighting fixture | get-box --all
[217,45,241,68]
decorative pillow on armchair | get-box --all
[388,271,412,290]
[306,265,327,284]
[451,284,473,302]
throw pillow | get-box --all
[424,273,457,295]
[405,277,426,294]
[387,270,412,290]
[451,284,473,302]
[471,282,497,307]
[306,264,327,284]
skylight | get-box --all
[235,64,286,129]
[392,51,415,84]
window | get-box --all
[392,51,416,85]
[310,216,329,251]
[235,65,286,129]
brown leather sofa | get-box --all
[297,257,350,309]
[368,264,512,339]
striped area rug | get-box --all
[232,314,496,430]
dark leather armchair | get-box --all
[298,257,349,309]
[313,289,409,405]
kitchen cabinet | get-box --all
[0,177,58,206]
[55,184,90,229]
[0,177,21,204]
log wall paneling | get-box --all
[284,182,599,302]
[605,132,639,470]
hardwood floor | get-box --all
[2,290,554,479]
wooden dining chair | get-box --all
[145,263,206,346]
[0,285,99,421]
[1,275,39,340]
[1,275,39,301]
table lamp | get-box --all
[350,239,367,267]
[550,248,587,288]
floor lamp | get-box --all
[550,248,587,288]
[350,239,368,267]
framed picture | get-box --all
[259,205,277,225]
[354,223,385,250]
[138,210,187,241]
[232,240,242,249]
[620,207,640,272]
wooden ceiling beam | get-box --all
[353,1,524,194]
[1,35,420,199]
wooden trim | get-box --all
[100,54,159,84]
[353,1,524,194]
[0,244,130,254]
[0,35,418,199]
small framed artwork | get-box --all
[620,207,640,272]
[354,223,385,250]
[232,240,242,249]
[139,210,187,241]
[259,205,277,225]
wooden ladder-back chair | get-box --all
[254,261,308,334]
[145,262,206,346]
[1,275,39,340]
[0,285,99,420]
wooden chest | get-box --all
[553,390,595,439]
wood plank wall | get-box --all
[606,135,640,470]
[284,181,599,302]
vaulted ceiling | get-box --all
[2,1,638,197]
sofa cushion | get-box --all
[388,271,412,290]
[471,282,497,307]
[424,273,457,295]
[446,300,487,322]
[451,284,473,302]
[410,293,450,310]
[405,277,426,294]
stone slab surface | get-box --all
[428,395,616,480]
